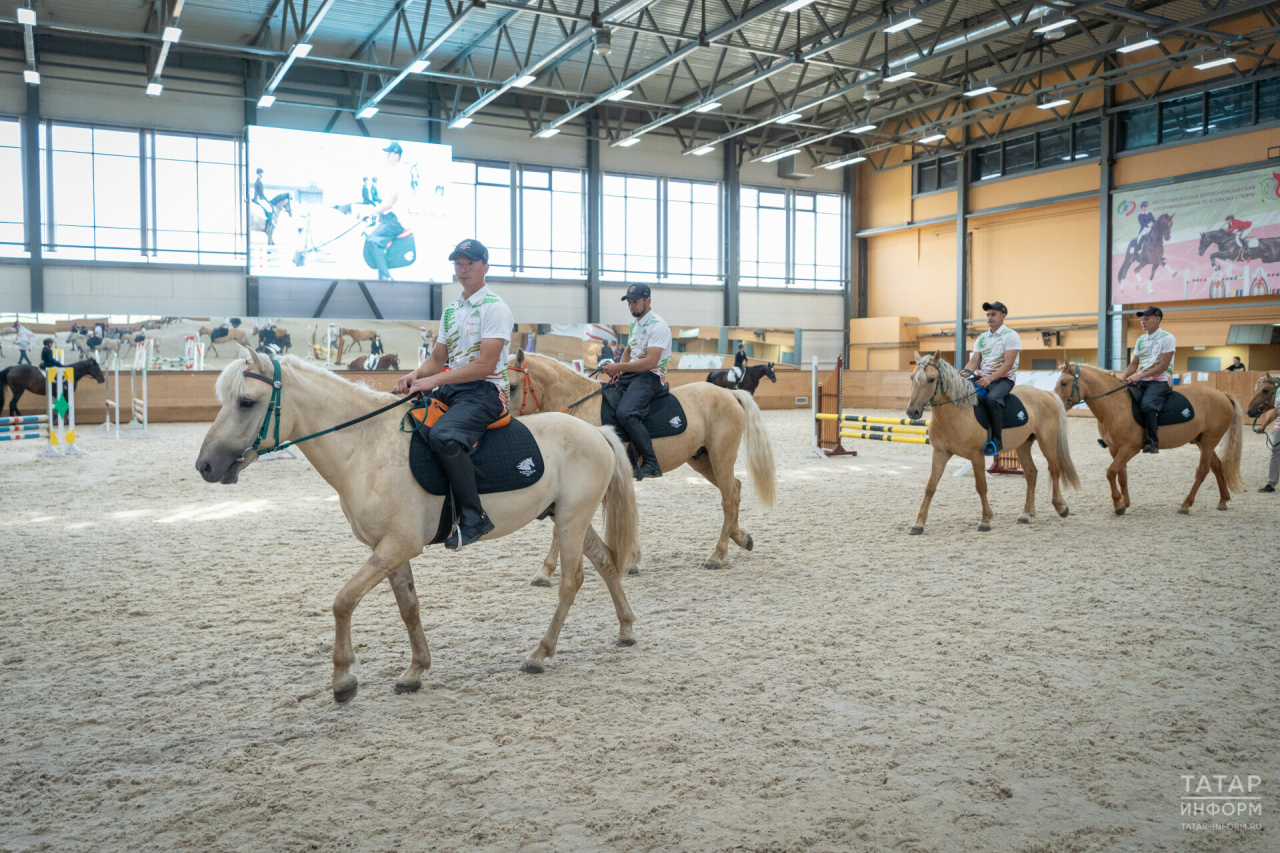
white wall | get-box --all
[441,279,587,323]
[739,290,844,329]
[599,283,723,326]
[258,278,429,320]
[43,264,246,315]
[0,262,31,312]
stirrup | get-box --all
[445,513,495,550]
[983,440,1000,457]
[634,460,663,481]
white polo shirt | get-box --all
[971,324,1022,383]
[1134,328,1176,383]
[440,284,514,399]
[628,310,673,382]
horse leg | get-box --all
[1179,443,1215,515]
[331,542,416,702]
[971,453,994,532]
[1107,445,1138,514]
[531,526,560,587]
[10,385,24,417]
[1015,442,1038,524]
[909,448,952,535]
[1040,435,1069,518]
[523,514,589,673]
[686,450,738,571]
[581,525,636,646]
[386,562,431,693]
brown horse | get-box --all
[346,353,400,370]
[905,353,1079,534]
[0,359,106,416]
[200,326,248,356]
[508,351,776,576]
[1118,212,1173,285]
[1054,364,1243,514]
[1247,372,1276,419]
[340,328,377,352]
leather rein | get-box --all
[509,363,608,416]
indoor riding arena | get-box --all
[1,2,1277,852]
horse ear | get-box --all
[515,347,525,366]
[913,350,922,362]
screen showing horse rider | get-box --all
[1111,164,1280,303]
[247,126,454,283]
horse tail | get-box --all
[0,367,8,413]
[597,425,641,574]
[1219,395,1244,494]
[1052,394,1080,490]
[732,389,776,509]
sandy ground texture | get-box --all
[0,408,1276,853]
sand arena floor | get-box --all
[0,409,1275,852]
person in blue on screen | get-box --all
[366,142,412,281]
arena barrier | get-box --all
[183,335,206,370]
[0,414,49,444]
[804,355,855,457]
[100,354,121,439]
[40,366,86,457]
[124,341,151,437]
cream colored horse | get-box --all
[508,351,775,576]
[196,345,641,703]
[905,353,1079,534]
[1053,363,1243,514]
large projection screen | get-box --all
[247,127,454,283]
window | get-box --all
[1207,85,1252,133]
[973,143,1001,180]
[451,161,513,269]
[1003,135,1034,174]
[741,187,842,290]
[793,193,842,290]
[665,179,719,285]
[914,156,957,193]
[1259,78,1280,123]
[916,160,937,194]
[740,188,786,287]
[938,158,958,189]
[0,119,23,257]
[1119,105,1158,150]
[150,133,243,264]
[1036,126,1071,167]
[1073,118,1102,159]
[1160,94,1204,143]
[44,124,141,261]
[519,167,583,277]
[602,174,659,280]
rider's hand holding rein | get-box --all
[394,337,505,397]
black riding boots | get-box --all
[1142,410,1160,454]
[436,440,496,549]
[624,422,664,480]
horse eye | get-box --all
[928,377,935,384]
[240,397,257,409]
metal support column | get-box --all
[24,84,43,312]
[1097,87,1116,368]
[585,111,602,323]
[953,148,968,367]
[722,140,740,328]
[842,164,856,362]
[244,73,257,316]
[426,83,442,145]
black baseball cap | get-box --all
[982,301,1008,314]
[1137,306,1163,318]
[448,239,489,262]
[383,141,404,155]
[622,284,651,301]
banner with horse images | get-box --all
[247,127,455,283]
[1111,164,1280,303]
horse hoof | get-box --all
[977,523,992,532]
[703,559,722,570]
[1177,508,1190,516]
[743,535,754,552]
[627,567,640,576]
[908,526,924,535]
[530,576,551,588]
[333,676,358,704]
[1114,507,1125,516]
[1217,504,1228,511]
[1016,514,1030,525]
[520,658,545,674]
[1057,506,1069,518]
[615,635,637,647]
[394,680,421,695]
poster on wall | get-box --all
[247,126,455,283]
[1111,164,1280,303]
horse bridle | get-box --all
[919,361,978,409]
[1065,364,1137,407]
[509,362,609,415]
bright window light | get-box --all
[449,116,473,128]
[1117,37,1159,54]
[146,82,163,97]
[695,101,722,113]
[162,26,182,42]
[289,42,313,58]
[513,74,537,88]
[775,112,803,124]
[17,8,35,26]
[1194,56,1236,70]
[781,0,818,12]
[884,70,916,83]
[964,83,997,96]
[1033,17,1075,34]
[1037,97,1070,110]
[851,124,876,133]
[761,149,798,163]
[408,59,430,74]
[257,94,276,108]
[884,16,922,34]
[919,133,946,143]
[605,88,633,101]
[23,69,39,85]
[536,128,561,138]
[692,145,715,156]
[356,106,379,119]
[618,138,640,147]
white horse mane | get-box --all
[915,353,978,408]
[215,353,391,405]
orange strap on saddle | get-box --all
[409,397,511,430]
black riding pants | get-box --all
[1131,379,1171,413]
[615,371,664,427]
[365,212,403,279]
[425,380,506,455]
[981,377,1014,445]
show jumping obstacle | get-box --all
[184,335,206,370]
[40,366,86,457]
[100,354,121,439]
[0,414,48,444]
[125,341,151,437]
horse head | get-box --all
[1198,231,1211,256]
[764,362,776,383]
[75,358,106,384]
[1247,372,1277,418]
[1157,213,1174,238]
[386,355,400,371]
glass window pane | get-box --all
[816,194,839,214]
[1036,126,1071,167]
[668,180,691,201]
[691,209,717,259]
[692,182,717,204]
[627,176,657,199]
[155,159,198,232]
[1119,105,1158,150]
[198,163,237,237]
[916,161,936,193]
[0,119,20,149]
[93,129,139,157]
[551,169,579,192]
[1073,118,1101,159]
[1003,136,1033,174]
[522,169,549,188]
[155,133,197,160]
[1160,94,1204,143]
[54,125,93,152]
[795,194,814,211]
[477,165,509,185]
[475,184,510,250]
[1261,78,1280,122]
[938,158,957,188]
[52,152,95,226]
[1207,85,1252,133]
[95,155,140,232]
[604,174,627,196]
[973,143,1001,180]
[198,137,237,164]
[740,187,757,206]
[794,212,815,264]
[759,190,785,208]
[523,190,551,251]
[452,160,476,183]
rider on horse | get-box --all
[1224,213,1252,259]
[1123,306,1177,454]
[600,284,672,481]
[727,344,748,387]
[395,239,513,549]
[40,338,62,369]
[1135,202,1155,253]
[961,301,1021,455]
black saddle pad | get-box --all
[973,391,1030,431]
[408,417,545,498]
[601,384,689,440]
[1130,388,1195,427]
[363,233,417,270]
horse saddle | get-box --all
[600,383,689,441]
[1129,388,1195,427]
[211,327,229,341]
[363,230,417,270]
[726,366,744,385]
[972,392,1030,431]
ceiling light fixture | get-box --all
[1033,17,1075,34]
[781,0,818,12]
[695,101,722,113]
[618,138,640,147]
[884,14,923,34]
[162,26,182,42]
[289,42,313,58]
[408,59,430,74]
[1037,97,1070,110]
[449,116,473,128]
[884,70,917,83]
[964,82,997,96]
[761,149,798,163]
[536,128,561,138]
[257,94,276,108]
[775,112,803,124]
[605,88,633,102]
[513,74,537,88]
[692,145,715,156]
[146,82,163,97]
[23,69,39,85]
[851,124,876,133]
[1117,34,1159,54]
[1194,55,1236,70]
[919,133,946,143]
[17,8,36,26]
[356,106,379,119]
[824,156,866,169]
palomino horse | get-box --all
[1054,363,1243,514]
[1199,229,1280,268]
[0,359,105,416]
[1247,372,1276,419]
[706,362,777,395]
[195,346,640,703]
[1118,213,1173,285]
[249,192,292,246]
[340,328,377,352]
[199,325,248,356]
[905,353,1079,534]
[508,351,776,576]
[346,353,400,370]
